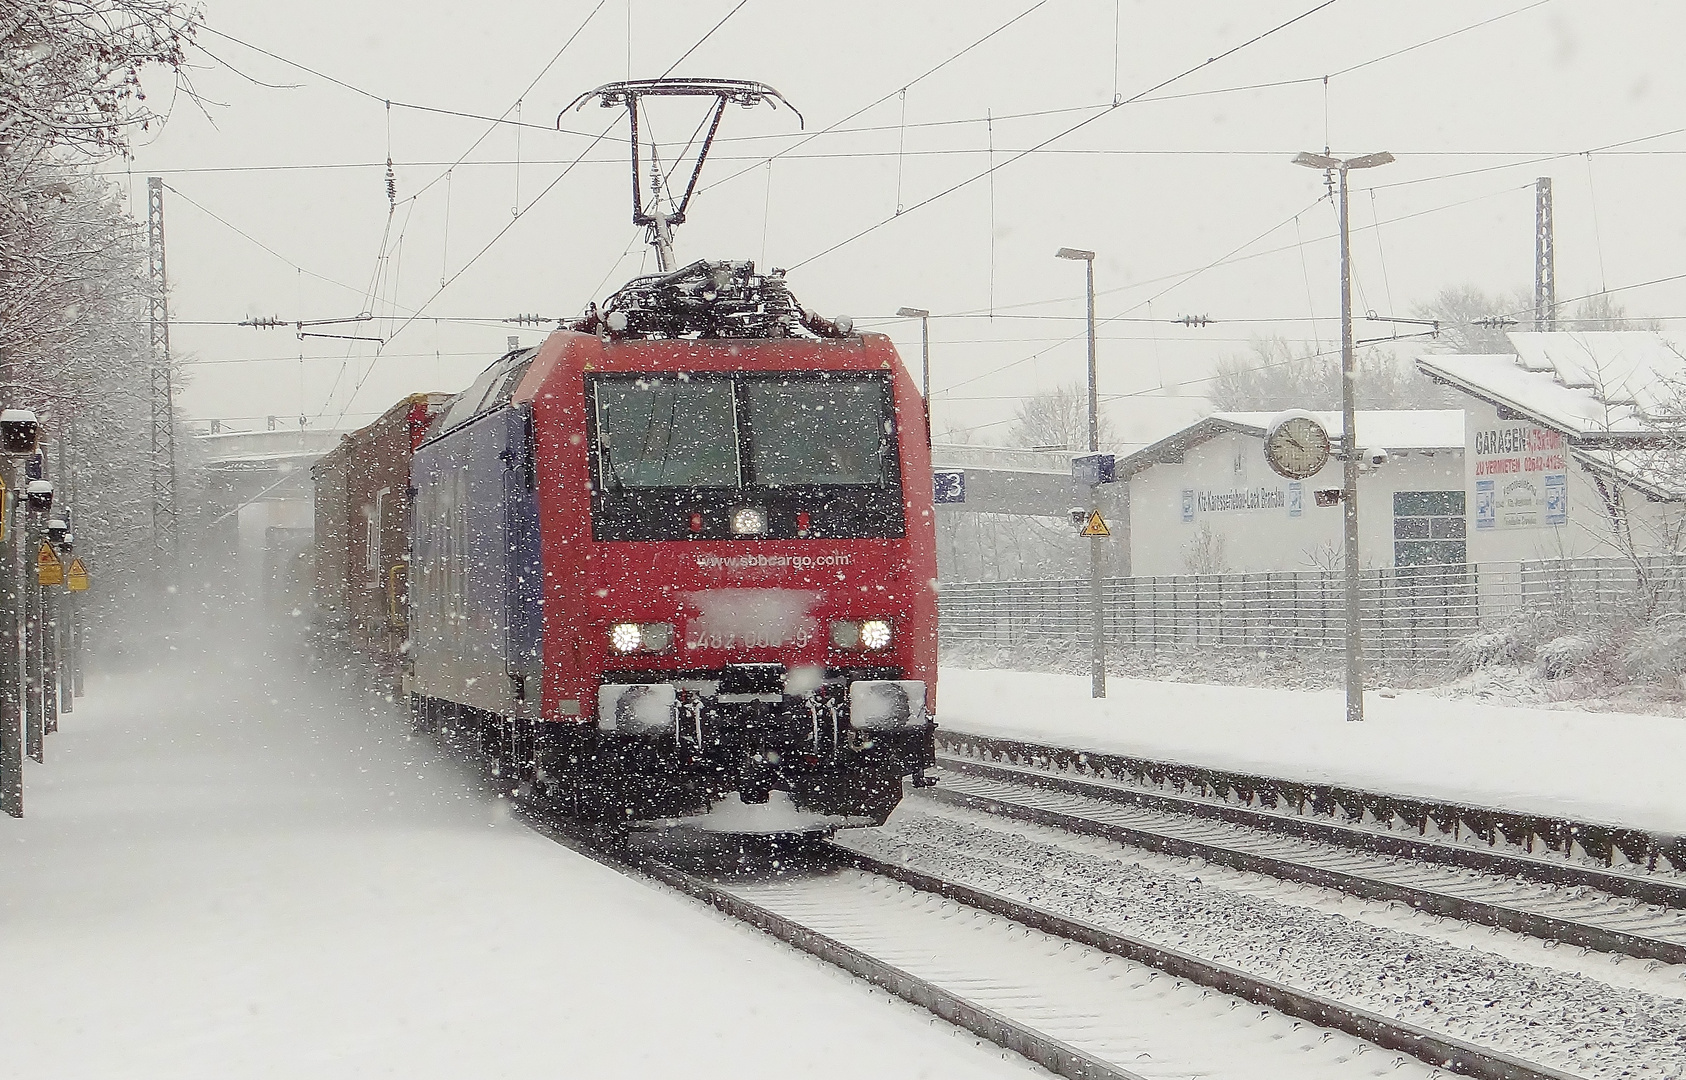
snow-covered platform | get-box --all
[0,641,1037,1080]
[938,668,1686,835]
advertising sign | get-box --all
[1470,422,1568,530]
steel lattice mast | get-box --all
[1534,176,1556,332]
[146,177,178,559]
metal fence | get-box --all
[939,557,1686,659]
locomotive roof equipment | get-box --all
[564,78,802,272]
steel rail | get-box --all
[937,729,1686,907]
[919,779,1686,966]
[514,807,1144,1080]
[837,845,1587,1080]
[514,800,1590,1080]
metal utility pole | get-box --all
[0,409,38,814]
[1535,177,1556,332]
[24,478,47,762]
[0,457,19,815]
[65,412,81,700]
[54,423,69,716]
[147,177,179,562]
[41,519,62,733]
[896,308,931,399]
[1294,151,1394,723]
[1056,247,1105,699]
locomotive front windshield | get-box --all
[589,371,906,541]
[595,378,740,488]
[594,374,891,489]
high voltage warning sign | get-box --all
[66,557,89,592]
[1079,510,1111,537]
[36,542,62,585]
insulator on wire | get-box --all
[385,158,397,208]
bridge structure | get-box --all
[194,427,347,604]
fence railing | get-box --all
[938,557,1686,659]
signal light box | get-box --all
[1072,453,1115,487]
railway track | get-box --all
[935,731,1686,906]
[516,803,1590,1080]
[922,762,1686,967]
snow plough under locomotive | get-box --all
[313,261,938,828]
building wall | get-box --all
[1128,430,1464,576]
[1458,395,1684,564]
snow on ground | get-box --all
[0,632,1040,1080]
[937,667,1686,834]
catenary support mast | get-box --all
[1534,177,1555,332]
[147,177,178,561]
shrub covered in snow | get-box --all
[1535,635,1600,680]
[1450,610,1570,675]
[1621,615,1686,684]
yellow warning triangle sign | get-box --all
[36,542,62,585]
[1079,510,1111,537]
[66,556,89,592]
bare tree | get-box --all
[1412,285,1531,353]
[1180,523,1231,575]
[0,0,198,165]
[0,2,201,644]
[1206,336,1454,411]
[1006,382,1119,451]
[1561,292,1661,333]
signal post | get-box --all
[0,410,40,816]
[23,477,51,761]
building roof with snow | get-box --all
[1117,409,1464,479]
[1417,331,1686,441]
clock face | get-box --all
[1264,416,1331,479]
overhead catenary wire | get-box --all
[786,0,1347,271]
[931,182,1529,397]
[695,0,1051,197]
[333,0,755,423]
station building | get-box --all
[1416,331,1686,565]
[1120,410,1466,576]
[1116,331,1686,579]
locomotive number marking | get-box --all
[685,627,814,651]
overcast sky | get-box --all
[115,0,1686,444]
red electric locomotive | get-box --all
[406,261,937,827]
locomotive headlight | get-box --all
[830,619,892,651]
[609,621,674,653]
[609,622,644,653]
[729,506,767,536]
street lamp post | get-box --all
[896,307,931,401]
[1056,247,1105,699]
[1292,150,1394,723]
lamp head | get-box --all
[1345,151,1395,170]
[1055,247,1095,261]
